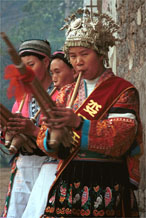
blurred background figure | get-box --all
[50,51,77,90]
[21,50,77,218]
[2,39,53,218]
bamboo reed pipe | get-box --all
[32,79,56,107]
[68,71,82,108]
[0,97,27,153]
[0,103,14,148]
[0,94,26,128]
[29,84,51,118]
[31,79,56,117]
[49,87,57,96]
[0,32,26,75]
[49,72,82,149]
[0,104,8,126]
[33,87,57,120]
[17,94,26,112]
[1,33,56,119]
[1,33,70,151]
[0,115,7,127]
[12,87,57,153]
[8,94,34,153]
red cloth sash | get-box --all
[48,75,137,197]
[73,76,142,188]
[72,76,134,146]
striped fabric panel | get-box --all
[31,97,39,117]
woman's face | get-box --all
[50,58,75,89]
[21,55,49,82]
[69,47,104,80]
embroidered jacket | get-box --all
[37,69,143,188]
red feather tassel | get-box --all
[4,65,35,101]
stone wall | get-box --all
[116,0,146,217]
[84,0,146,216]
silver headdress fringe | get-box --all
[61,8,121,66]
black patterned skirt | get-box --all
[41,160,139,218]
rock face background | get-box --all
[116,1,146,216]
[85,0,146,216]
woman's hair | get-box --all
[19,39,51,59]
[20,51,45,60]
[49,50,73,69]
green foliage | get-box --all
[8,0,83,52]
[1,0,83,108]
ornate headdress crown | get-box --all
[61,8,121,65]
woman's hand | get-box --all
[42,106,81,129]
[6,113,39,137]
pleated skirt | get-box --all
[41,160,139,218]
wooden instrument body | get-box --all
[1,32,82,156]
[0,103,37,154]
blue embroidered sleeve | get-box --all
[43,128,54,152]
[80,119,90,149]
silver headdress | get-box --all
[61,8,121,65]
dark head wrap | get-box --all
[19,39,51,58]
[50,50,73,69]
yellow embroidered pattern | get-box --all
[72,131,80,144]
[83,100,102,117]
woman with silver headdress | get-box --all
[37,8,143,218]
